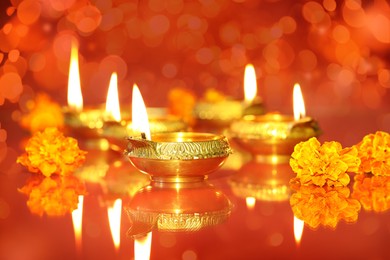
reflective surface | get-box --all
[1,108,389,260]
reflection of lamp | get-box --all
[229,161,294,202]
[107,198,122,252]
[125,181,232,237]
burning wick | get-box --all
[132,84,151,140]
[293,83,306,121]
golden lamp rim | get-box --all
[229,113,321,141]
[125,132,232,161]
[240,114,313,123]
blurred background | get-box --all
[0,0,389,137]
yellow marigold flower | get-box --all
[20,93,64,133]
[203,88,226,102]
[352,174,390,212]
[167,87,196,126]
[290,137,360,187]
[290,184,361,229]
[353,131,390,176]
[18,175,87,217]
[17,127,87,177]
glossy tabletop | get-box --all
[0,107,389,260]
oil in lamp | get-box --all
[229,83,321,163]
[125,85,232,183]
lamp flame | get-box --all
[107,198,122,251]
[293,83,306,120]
[244,64,257,103]
[67,40,83,111]
[245,197,256,210]
[293,216,304,247]
[105,72,121,122]
[132,84,151,140]
[134,232,152,260]
[72,195,84,251]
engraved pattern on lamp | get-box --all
[125,134,232,160]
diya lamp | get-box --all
[229,83,321,163]
[63,41,121,142]
[126,181,232,236]
[242,64,265,116]
[125,85,232,183]
[229,161,295,202]
[193,64,265,132]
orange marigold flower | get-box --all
[290,184,361,229]
[167,87,196,126]
[352,174,390,212]
[17,127,87,177]
[353,131,390,176]
[203,88,226,103]
[18,175,87,217]
[290,137,360,187]
[19,93,64,133]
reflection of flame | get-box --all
[134,232,152,260]
[105,72,121,122]
[244,64,257,103]
[245,196,256,210]
[132,84,151,140]
[67,40,83,112]
[293,216,304,246]
[72,195,84,251]
[293,83,306,120]
[107,198,122,251]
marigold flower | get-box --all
[352,174,390,212]
[203,88,226,102]
[167,87,196,126]
[18,175,87,216]
[17,127,87,177]
[290,184,361,229]
[290,137,360,187]
[353,131,390,176]
[19,93,64,133]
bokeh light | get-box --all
[0,0,387,129]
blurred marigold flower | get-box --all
[290,137,360,187]
[353,131,390,176]
[290,184,361,229]
[20,93,64,133]
[17,127,87,177]
[18,175,87,217]
[203,88,226,102]
[352,174,390,213]
[167,87,196,126]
